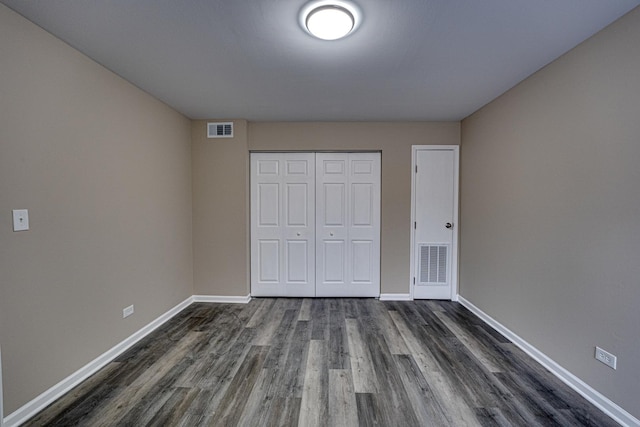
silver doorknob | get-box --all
[297,232,301,236]
[445,222,453,229]
[330,232,334,236]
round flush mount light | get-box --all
[300,1,361,41]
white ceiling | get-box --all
[2,0,638,121]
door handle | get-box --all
[297,232,301,236]
[445,222,453,229]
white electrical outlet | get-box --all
[595,346,617,369]
[12,209,29,231]
[123,305,134,318]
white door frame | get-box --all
[409,145,460,300]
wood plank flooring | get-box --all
[25,299,618,426]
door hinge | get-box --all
[414,221,417,229]
[413,277,416,285]
[415,165,418,173]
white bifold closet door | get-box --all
[250,152,380,297]
[315,153,380,297]
[250,153,316,297]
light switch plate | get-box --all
[12,209,29,231]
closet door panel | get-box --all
[316,153,380,297]
[251,153,315,297]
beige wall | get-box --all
[0,5,193,415]
[192,121,460,296]
[460,6,640,419]
[192,120,250,296]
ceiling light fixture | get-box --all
[301,1,360,41]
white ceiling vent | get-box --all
[207,122,233,138]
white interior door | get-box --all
[316,153,380,297]
[251,153,315,297]
[412,146,459,300]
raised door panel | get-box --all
[323,183,346,226]
[351,240,373,282]
[258,240,280,283]
[286,183,309,227]
[286,240,308,283]
[258,183,279,227]
[323,241,345,282]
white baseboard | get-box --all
[458,295,640,427]
[1,346,4,427]
[3,296,193,427]
[192,294,251,304]
[379,293,413,301]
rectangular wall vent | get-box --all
[418,244,449,285]
[207,122,233,138]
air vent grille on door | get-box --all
[418,244,448,284]
[207,122,233,138]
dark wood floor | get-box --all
[26,299,617,426]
